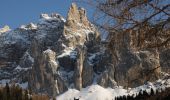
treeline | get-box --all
[115,87,170,100]
[1,83,170,100]
[0,83,51,100]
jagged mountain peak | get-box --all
[19,13,65,31]
[66,3,90,28]
[0,3,100,96]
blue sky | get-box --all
[0,0,93,29]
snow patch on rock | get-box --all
[57,47,77,59]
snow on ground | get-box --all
[57,84,127,100]
[57,78,170,100]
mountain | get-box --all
[0,3,169,99]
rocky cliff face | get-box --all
[0,3,169,97]
[29,49,67,97]
[105,31,161,87]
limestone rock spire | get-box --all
[65,3,90,28]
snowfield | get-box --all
[57,78,170,100]
[57,85,127,100]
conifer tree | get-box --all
[14,84,22,100]
[137,90,143,100]
[127,94,132,100]
[143,90,149,97]
[5,82,10,100]
[24,89,29,100]
[150,88,154,96]
[52,97,56,100]
[0,88,2,99]
[115,96,117,100]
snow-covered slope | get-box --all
[57,77,170,100]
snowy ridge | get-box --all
[57,77,170,100]
[40,13,66,22]
[0,29,30,45]
[20,23,37,30]
[0,25,10,34]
